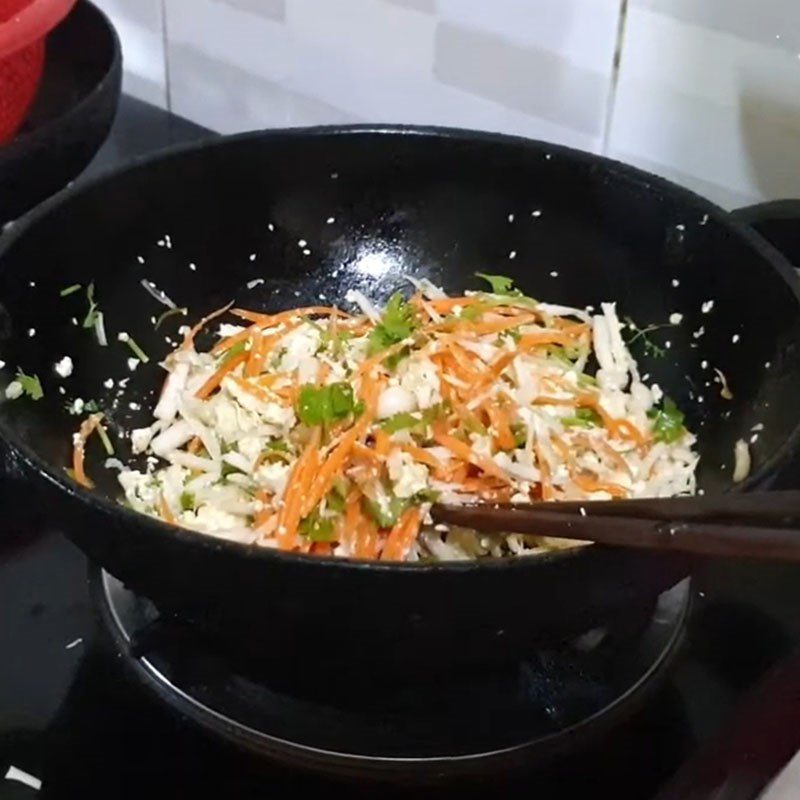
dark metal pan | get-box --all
[1,126,799,689]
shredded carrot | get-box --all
[485,401,515,451]
[374,429,391,457]
[571,472,628,498]
[195,351,248,399]
[212,324,258,356]
[71,414,104,489]
[276,428,321,549]
[187,436,202,455]
[158,494,176,524]
[400,444,443,471]
[534,441,554,501]
[381,507,422,561]
[181,301,234,351]
[432,425,510,483]
[245,330,264,377]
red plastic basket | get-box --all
[0,0,77,144]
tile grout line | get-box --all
[160,0,173,112]
[601,0,629,155]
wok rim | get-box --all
[1,123,798,574]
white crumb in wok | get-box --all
[298,239,307,248]
[4,766,41,791]
[247,278,264,289]
[157,239,165,247]
[28,328,35,337]
[128,402,141,411]
[137,256,145,264]
[675,224,685,232]
[58,386,66,395]
[249,253,256,262]
[150,316,157,325]
[549,270,559,277]
[732,334,740,344]
[701,360,708,369]
[532,210,542,217]
[672,278,680,287]
[330,172,338,179]
[508,251,517,260]
[104,379,114,389]
[118,332,130,343]
[765,361,771,368]
[701,300,714,314]
[71,317,78,326]
[326,217,335,224]
[189,262,197,271]
[68,398,85,415]
[733,439,751,483]
[665,340,671,349]
[302,248,311,256]
[0,360,5,370]
[65,637,83,650]
[692,326,705,340]
[751,423,764,432]
[580,507,587,517]
[267,223,275,232]
[127,358,140,371]
[700,214,709,225]
[750,433,759,444]
[507,213,515,223]
[4,381,23,400]
[669,313,683,325]
[28,281,35,287]
[54,356,73,378]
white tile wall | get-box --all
[607,0,800,208]
[92,0,167,107]
[92,0,800,209]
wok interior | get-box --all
[1,129,799,505]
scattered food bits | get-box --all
[28,281,35,287]
[750,433,759,444]
[104,379,115,389]
[137,256,145,264]
[189,262,197,271]
[302,248,311,256]
[731,334,740,344]
[671,278,680,287]
[700,214,709,225]
[0,360,4,370]
[701,300,714,314]
[669,313,683,325]
[507,213,515,223]
[549,270,559,277]
[65,637,83,649]
[127,358,140,372]
[531,209,542,217]
[675,223,685,231]
[326,216,335,224]
[128,401,141,411]
[4,382,23,400]
[118,332,130,343]
[249,253,257,262]
[28,328,36,337]
[267,223,275,232]
[54,356,74,378]
[765,361,771,369]
[508,251,517,260]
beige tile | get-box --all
[216,0,286,20]
[434,21,610,136]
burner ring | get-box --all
[93,568,691,782]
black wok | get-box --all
[1,126,799,690]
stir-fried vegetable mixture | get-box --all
[72,275,699,561]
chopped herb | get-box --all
[119,335,150,364]
[327,490,346,513]
[367,292,419,355]
[562,408,602,428]
[624,316,668,359]
[381,412,421,434]
[460,302,488,321]
[321,328,352,356]
[413,488,440,504]
[82,282,100,329]
[180,491,195,511]
[221,339,247,364]
[15,369,43,400]
[380,405,443,435]
[84,400,100,413]
[265,439,289,453]
[475,273,522,296]
[577,372,598,388]
[299,509,335,541]
[383,345,411,371]
[648,397,686,443]
[510,422,527,447]
[363,494,409,529]
[60,283,82,297]
[155,307,188,329]
[95,419,115,455]
[221,461,242,478]
[296,382,356,426]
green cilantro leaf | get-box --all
[362,494,410,529]
[82,282,100,329]
[299,509,336,542]
[367,292,419,355]
[647,397,686,443]
[475,273,521,296]
[296,382,356,427]
[562,408,602,429]
[180,491,195,511]
[15,369,43,401]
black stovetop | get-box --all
[2,97,800,800]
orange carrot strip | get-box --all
[230,306,350,326]
[356,515,381,559]
[571,472,628,498]
[276,428,321,549]
[71,414,104,489]
[212,324,257,356]
[400,444,443,471]
[181,301,235,351]
[534,441,554,501]
[374,429,391,457]
[195,351,248,399]
[432,426,510,483]
[381,507,422,561]
[485,401,515,451]
[187,436,202,454]
[158,494,176,524]
[245,331,264,377]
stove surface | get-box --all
[1,98,800,799]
